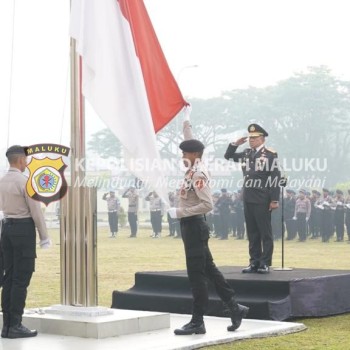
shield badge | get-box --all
[26,156,68,206]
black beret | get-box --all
[5,145,28,158]
[336,189,343,195]
[221,188,227,193]
[179,139,205,152]
[299,189,306,195]
[322,188,329,193]
[286,189,295,194]
[248,124,268,137]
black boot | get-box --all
[8,315,38,339]
[1,313,10,338]
[174,316,206,335]
[225,298,249,331]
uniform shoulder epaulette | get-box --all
[265,147,277,154]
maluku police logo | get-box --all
[26,143,70,206]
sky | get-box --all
[0,0,350,158]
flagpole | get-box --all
[59,35,98,307]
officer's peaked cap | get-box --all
[248,124,268,137]
[5,145,28,158]
[179,139,205,152]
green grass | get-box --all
[29,226,350,349]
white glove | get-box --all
[292,216,297,220]
[346,204,350,209]
[306,217,309,222]
[167,208,178,219]
[183,104,192,122]
[337,201,342,206]
[39,238,52,249]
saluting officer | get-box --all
[0,145,51,339]
[102,189,120,238]
[224,124,281,274]
[145,191,163,238]
[168,120,248,336]
[122,186,139,238]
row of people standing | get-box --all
[207,189,245,240]
[284,188,350,242]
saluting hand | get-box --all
[234,137,248,146]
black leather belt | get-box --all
[3,218,34,224]
[180,214,205,222]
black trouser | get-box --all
[128,212,138,236]
[346,213,350,240]
[180,216,235,321]
[167,213,175,235]
[334,211,345,241]
[285,218,297,240]
[236,212,245,239]
[213,214,221,237]
[296,212,307,241]
[244,202,273,267]
[0,239,4,288]
[150,211,162,234]
[1,218,36,327]
[321,210,333,242]
[219,211,230,239]
[108,211,118,233]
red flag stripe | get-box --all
[118,0,188,132]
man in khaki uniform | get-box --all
[0,145,51,339]
[168,121,249,335]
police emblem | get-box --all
[249,125,256,132]
[25,144,70,206]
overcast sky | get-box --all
[0,0,350,157]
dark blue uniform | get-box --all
[224,144,281,268]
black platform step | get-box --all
[112,266,350,321]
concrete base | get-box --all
[0,307,170,339]
[0,313,306,350]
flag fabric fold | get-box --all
[70,0,188,198]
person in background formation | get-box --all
[234,190,245,239]
[167,191,176,237]
[309,190,320,239]
[333,189,345,242]
[214,188,233,240]
[271,193,283,240]
[318,188,334,242]
[168,120,249,335]
[211,191,222,238]
[102,189,120,238]
[345,189,350,242]
[229,191,238,238]
[0,145,51,339]
[284,189,297,240]
[122,186,139,238]
[224,124,281,274]
[145,191,164,238]
[293,189,311,242]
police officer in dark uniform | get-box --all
[284,189,297,240]
[0,145,51,339]
[215,188,233,240]
[334,189,345,242]
[168,121,249,335]
[224,124,281,274]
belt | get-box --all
[3,218,34,224]
[180,214,205,222]
[151,209,161,212]
[108,210,118,213]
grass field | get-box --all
[29,225,350,349]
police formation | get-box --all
[205,188,350,244]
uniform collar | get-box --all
[8,167,22,173]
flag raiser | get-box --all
[70,0,188,200]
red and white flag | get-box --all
[70,0,188,197]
